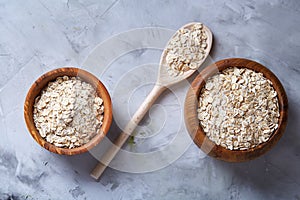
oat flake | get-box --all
[33,76,104,149]
[197,67,280,150]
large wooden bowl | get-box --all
[185,58,288,162]
[24,67,112,155]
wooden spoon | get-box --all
[90,22,213,179]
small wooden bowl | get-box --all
[24,67,112,155]
[185,58,288,162]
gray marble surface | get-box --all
[1,0,300,199]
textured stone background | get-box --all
[0,0,300,199]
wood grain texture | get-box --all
[91,22,213,179]
[185,58,288,162]
[24,67,112,155]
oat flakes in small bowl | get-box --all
[24,67,112,155]
[184,58,288,162]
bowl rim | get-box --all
[24,67,113,155]
[184,58,288,162]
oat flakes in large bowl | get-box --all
[24,67,112,155]
[184,58,288,162]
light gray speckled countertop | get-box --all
[1,0,300,199]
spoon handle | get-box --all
[90,84,166,179]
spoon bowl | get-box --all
[158,22,213,86]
